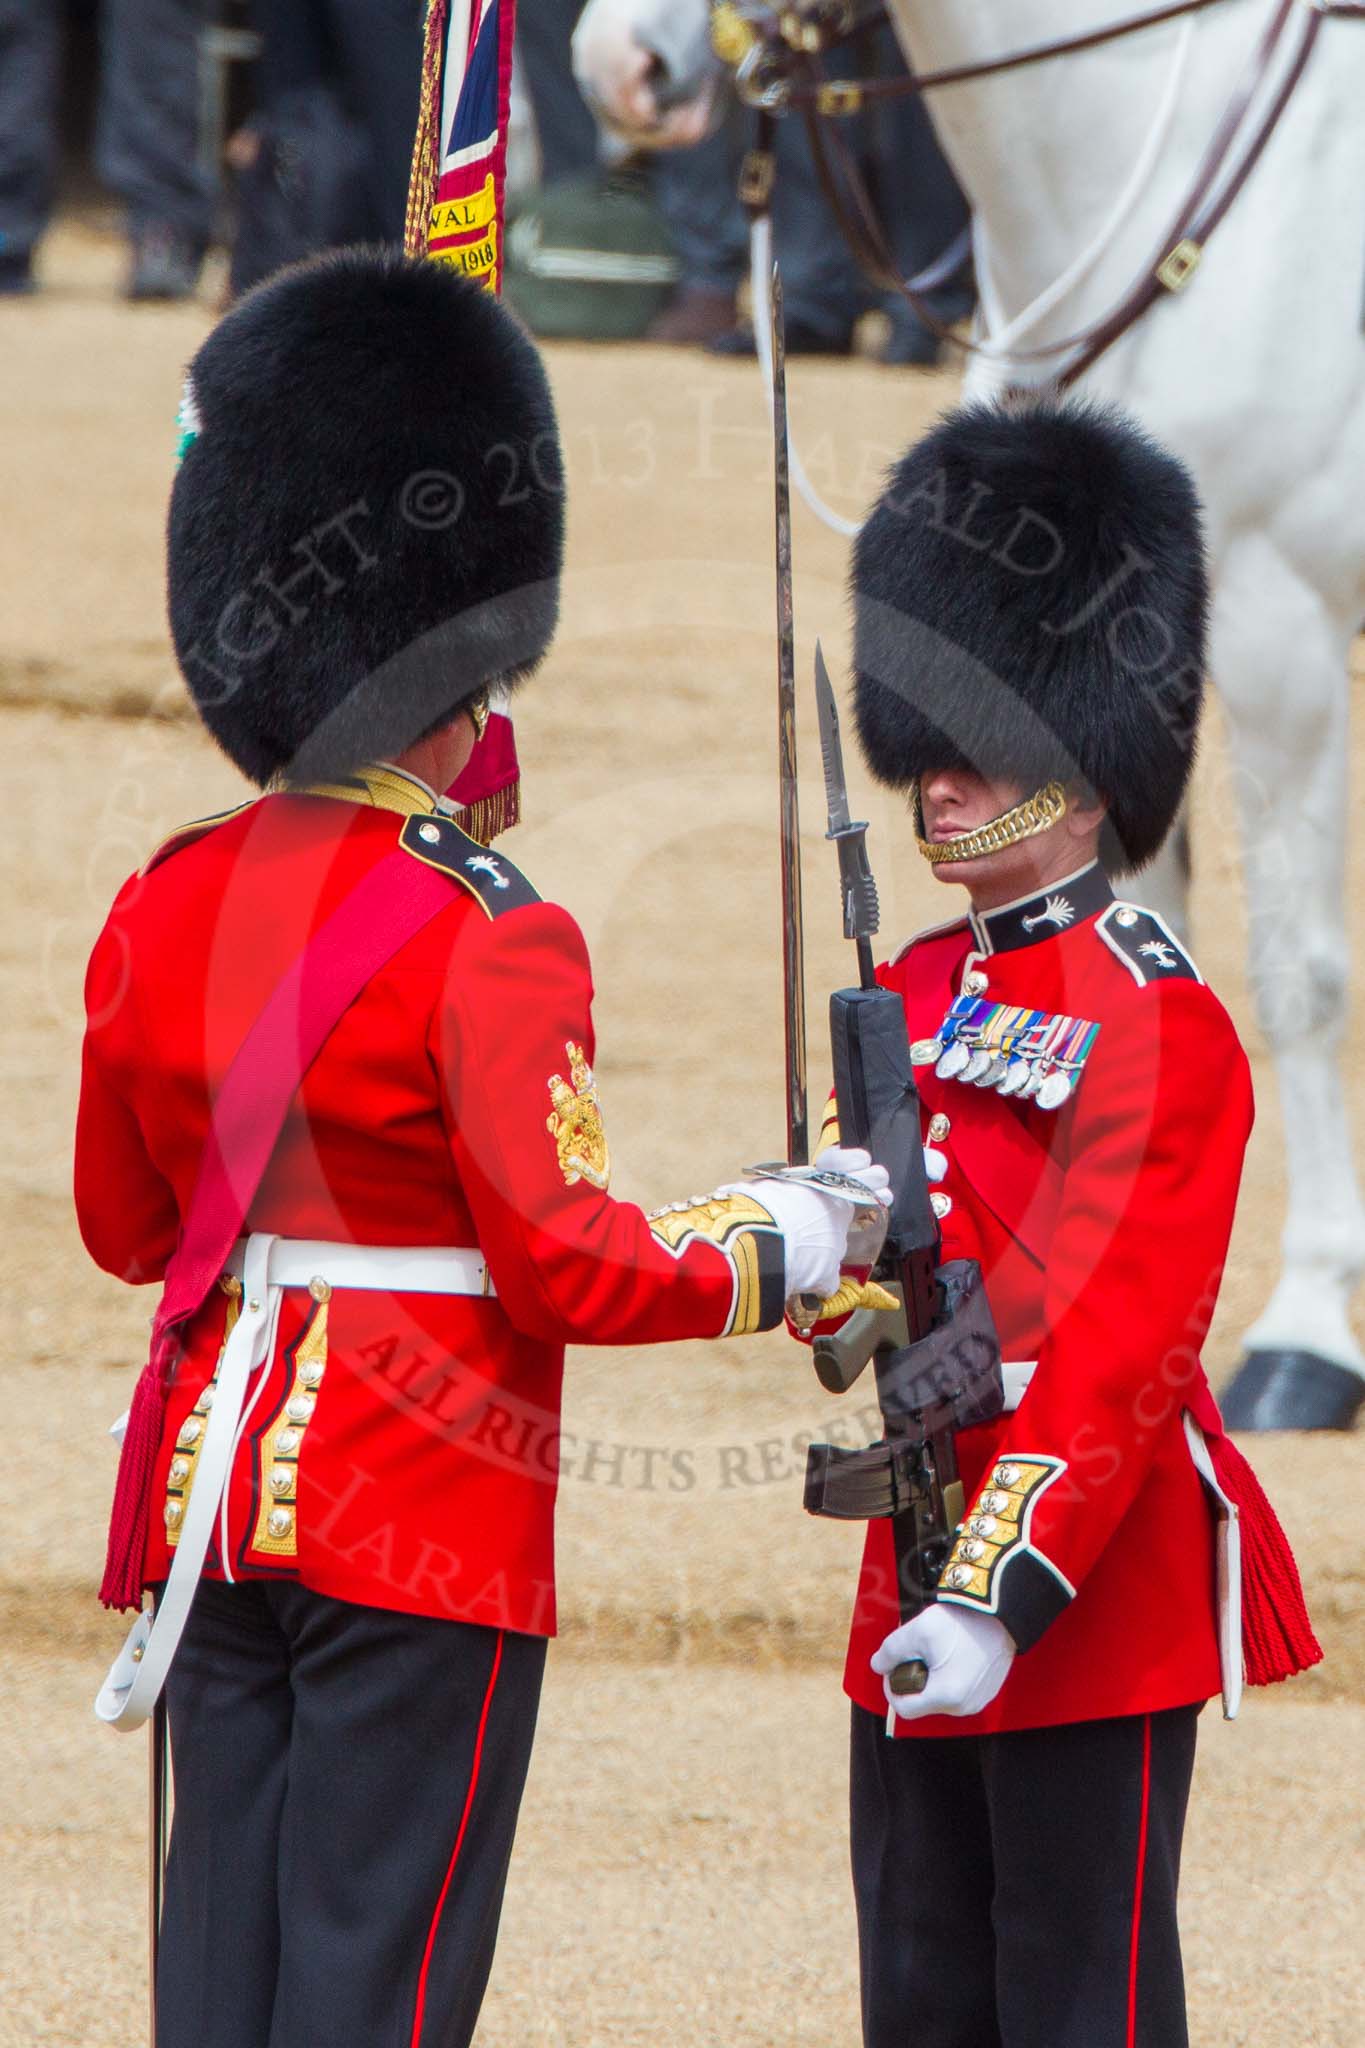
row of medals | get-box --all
[910,1003,1096,1113]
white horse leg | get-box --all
[1211,540,1365,1428]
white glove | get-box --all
[719,1147,891,1302]
[872,1605,1015,1722]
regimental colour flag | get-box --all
[407,0,517,290]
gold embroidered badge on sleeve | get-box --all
[546,1041,611,1190]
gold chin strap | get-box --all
[916,780,1069,866]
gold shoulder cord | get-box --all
[916,780,1068,865]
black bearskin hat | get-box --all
[851,398,1208,872]
[168,247,564,786]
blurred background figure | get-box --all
[97,0,216,296]
[0,0,215,298]
[514,0,744,348]
[1,0,971,353]
[228,0,420,298]
[0,0,60,292]
[512,0,973,361]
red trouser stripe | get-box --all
[409,1629,506,2048]
[1125,1713,1154,2048]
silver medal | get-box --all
[1037,1069,1073,1111]
[999,1058,1032,1097]
[978,1055,1011,1088]
[960,1049,993,1084]
[936,1041,971,1080]
[1019,1064,1045,1099]
[911,1037,945,1066]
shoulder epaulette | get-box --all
[891,914,970,966]
[398,812,541,918]
[138,799,257,876]
[1096,902,1203,987]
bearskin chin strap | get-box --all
[915,779,1069,865]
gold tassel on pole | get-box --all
[404,0,450,258]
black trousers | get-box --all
[850,1703,1200,2048]
[249,0,423,243]
[0,0,59,261]
[95,0,215,244]
[159,1579,546,2048]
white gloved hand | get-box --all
[719,1147,891,1302]
[872,1604,1015,1722]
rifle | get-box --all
[802,644,1004,1700]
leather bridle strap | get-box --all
[771,0,1233,105]
[794,0,1325,383]
[1058,0,1321,383]
[748,0,1364,108]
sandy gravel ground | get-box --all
[2,223,1362,2044]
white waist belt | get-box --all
[223,1236,496,1297]
[96,1231,492,1734]
[1002,1361,1036,1412]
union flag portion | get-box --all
[405,0,523,838]
[406,0,517,291]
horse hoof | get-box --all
[1220,1351,1365,1432]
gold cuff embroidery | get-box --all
[646,1191,776,1251]
[165,1278,240,1546]
[647,1192,780,1337]
[250,1284,329,1558]
[938,1455,1065,1605]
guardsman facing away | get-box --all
[76,249,885,2048]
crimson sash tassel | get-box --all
[98,1342,173,1611]
[1210,1433,1323,1685]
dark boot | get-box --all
[646,286,738,347]
[126,224,202,302]
[0,249,36,296]
[708,318,854,359]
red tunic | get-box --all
[831,865,1257,1735]
[75,770,785,1637]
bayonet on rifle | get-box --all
[814,641,878,991]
